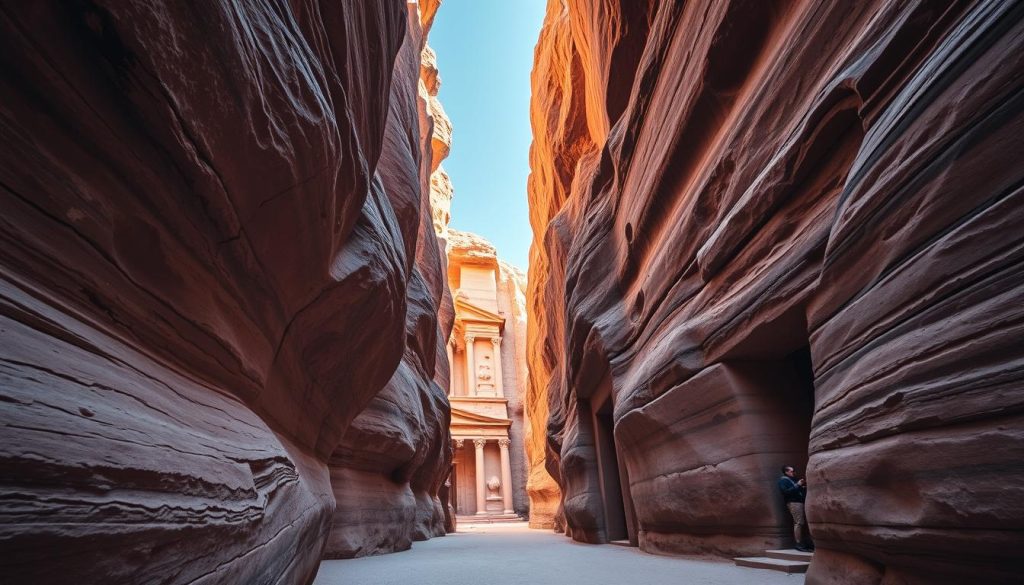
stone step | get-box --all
[456,514,522,524]
[764,548,814,562]
[608,539,632,547]
[733,556,810,574]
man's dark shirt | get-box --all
[778,475,805,503]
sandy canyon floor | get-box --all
[315,522,804,585]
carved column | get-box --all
[464,335,476,396]
[491,336,504,397]
[474,438,487,515]
[451,438,463,514]
[446,340,454,396]
[498,438,514,514]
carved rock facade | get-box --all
[1,0,452,581]
[443,230,530,521]
[526,1,1024,583]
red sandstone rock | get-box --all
[527,0,1024,582]
[0,0,452,582]
[320,0,456,560]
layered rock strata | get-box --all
[0,0,451,581]
[527,1,1024,583]
[321,0,456,559]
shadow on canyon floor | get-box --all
[314,523,802,585]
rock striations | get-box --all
[1,0,453,582]
[526,1,1024,583]
[321,0,456,559]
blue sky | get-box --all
[429,0,547,270]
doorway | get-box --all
[786,345,816,470]
[593,400,628,543]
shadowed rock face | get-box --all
[0,0,451,582]
[322,2,455,557]
[527,0,1024,583]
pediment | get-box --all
[450,406,511,427]
[454,297,505,328]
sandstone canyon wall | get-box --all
[496,258,532,517]
[322,0,457,559]
[0,0,452,582]
[527,0,1024,583]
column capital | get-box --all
[453,438,464,449]
[465,334,476,343]
[473,438,487,449]
[498,438,511,448]
[490,336,502,345]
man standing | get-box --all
[779,465,814,552]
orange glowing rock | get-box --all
[526,0,1024,582]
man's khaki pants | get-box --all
[787,502,806,545]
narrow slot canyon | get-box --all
[1,1,1022,585]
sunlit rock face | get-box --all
[0,0,452,581]
[527,0,1024,583]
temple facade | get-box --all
[444,230,529,520]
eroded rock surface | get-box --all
[1,0,452,581]
[527,0,1024,582]
[321,0,456,559]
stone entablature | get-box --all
[450,397,511,431]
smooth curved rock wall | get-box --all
[0,0,452,582]
[527,0,1024,582]
[322,0,455,559]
